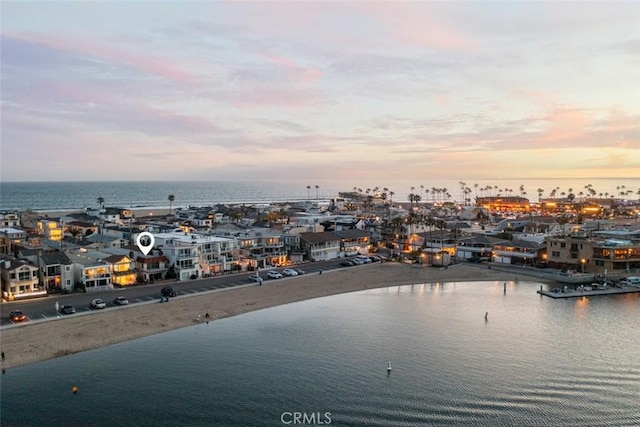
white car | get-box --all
[267,271,283,279]
[249,274,263,284]
[282,268,298,277]
[90,298,106,309]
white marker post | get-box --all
[136,232,156,256]
[55,301,60,318]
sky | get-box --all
[1,1,639,183]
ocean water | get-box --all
[1,281,639,426]
[0,178,638,212]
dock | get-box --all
[537,287,640,299]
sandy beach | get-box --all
[0,263,550,370]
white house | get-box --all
[154,231,240,280]
[66,250,114,291]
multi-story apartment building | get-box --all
[547,234,640,274]
[154,231,240,280]
[237,231,288,268]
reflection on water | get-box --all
[1,281,639,426]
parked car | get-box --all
[113,296,129,306]
[267,271,283,279]
[340,260,354,267]
[293,268,306,275]
[249,274,263,284]
[59,305,76,315]
[90,298,107,309]
[10,310,26,322]
[282,268,298,277]
[161,286,177,297]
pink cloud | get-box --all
[262,53,323,83]
[357,3,474,51]
[10,33,195,82]
[540,108,590,144]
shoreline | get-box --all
[0,263,551,370]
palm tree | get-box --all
[306,185,311,201]
[168,194,175,215]
[315,185,319,202]
[97,196,105,211]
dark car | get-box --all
[113,296,129,306]
[293,268,306,275]
[59,305,76,315]
[161,286,177,297]
[469,257,483,263]
[10,310,27,322]
[340,260,354,267]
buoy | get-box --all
[72,386,78,394]
[387,361,392,372]
[485,312,488,321]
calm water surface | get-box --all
[1,281,639,426]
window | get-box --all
[560,243,566,248]
[552,251,560,257]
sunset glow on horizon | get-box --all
[2,2,639,182]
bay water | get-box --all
[1,280,638,426]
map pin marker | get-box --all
[136,232,155,256]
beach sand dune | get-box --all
[0,263,545,369]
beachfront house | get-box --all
[419,230,457,256]
[237,231,288,269]
[299,231,341,261]
[0,255,44,301]
[0,212,21,228]
[335,229,370,256]
[65,250,113,292]
[492,239,546,266]
[456,235,509,260]
[102,254,136,286]
[35,252,74,294]
[96,207,133,224]
[136,253,170,283]
[282,234,306,264]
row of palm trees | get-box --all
[97,194,177,215]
